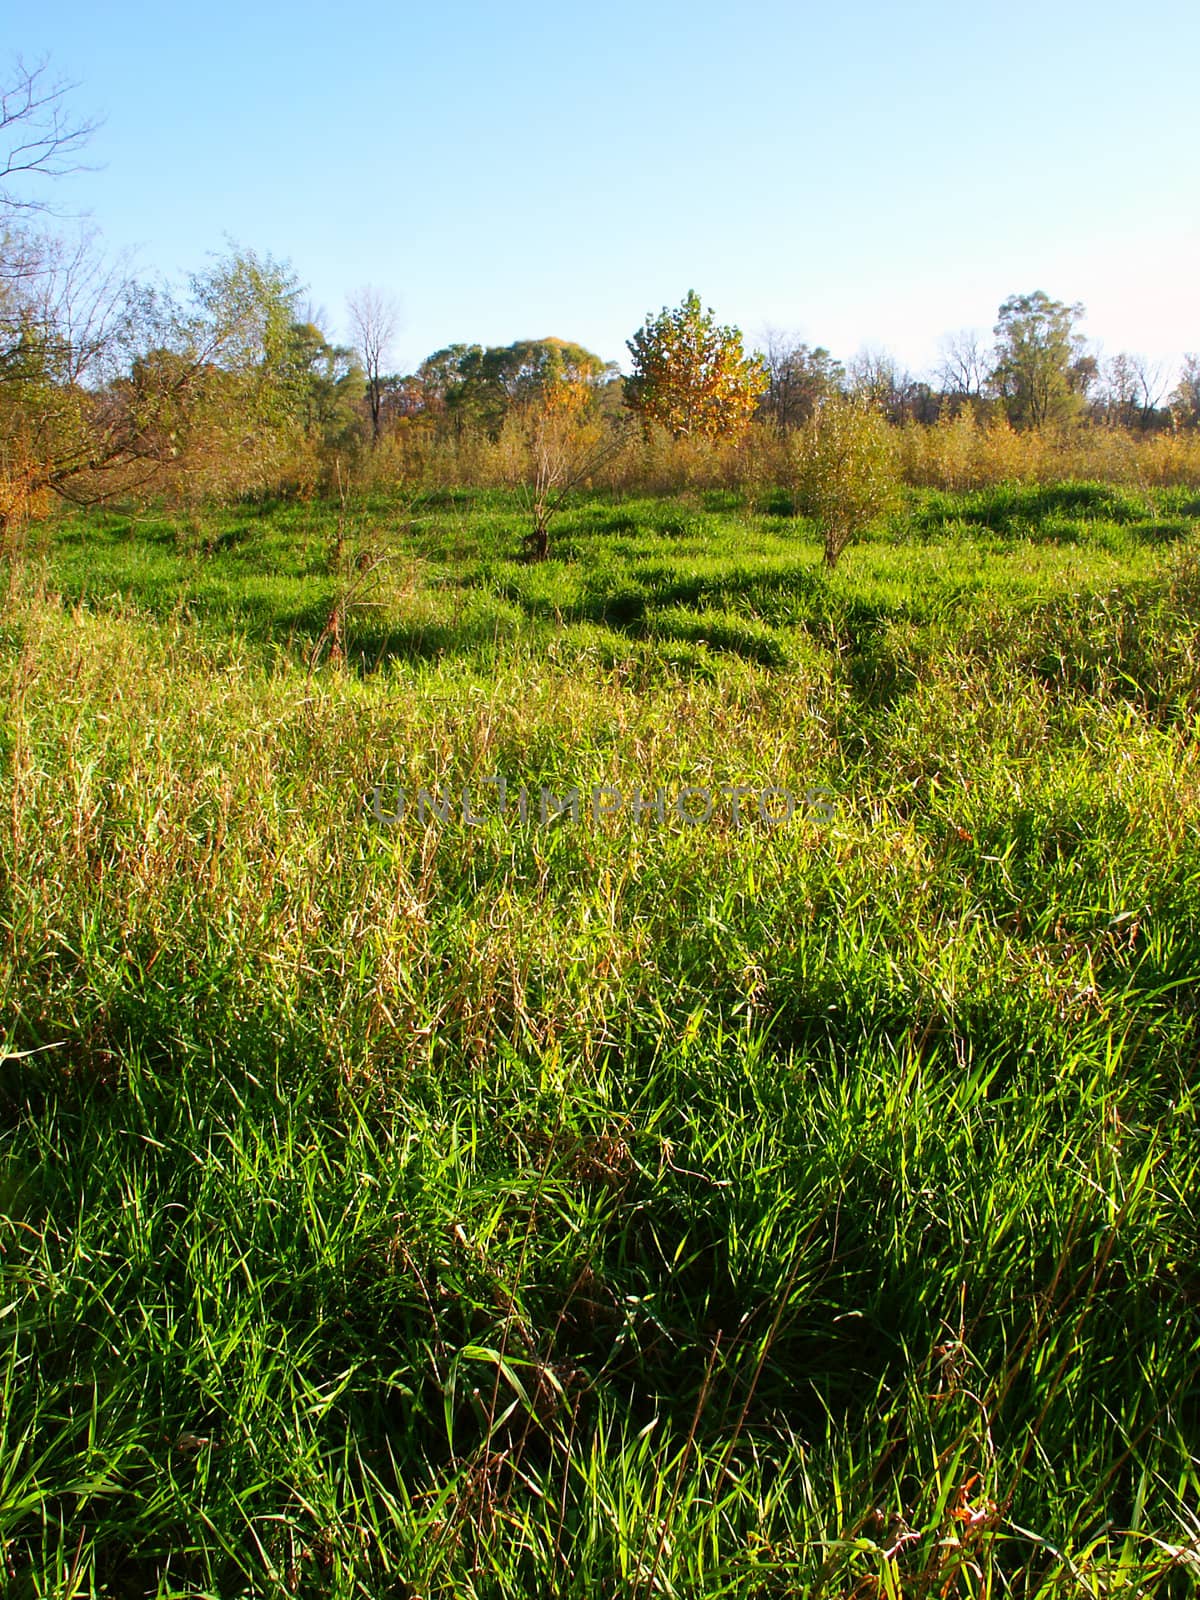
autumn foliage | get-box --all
[624,290,767,441]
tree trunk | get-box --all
[527,521,549,561]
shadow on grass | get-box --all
[910,480,1162,536]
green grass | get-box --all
[2,485,1200,1595]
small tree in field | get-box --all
[625,290,766,440]
[788,395,900,568]
[500,378,632,560]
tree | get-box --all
[624,290,766,439]
[416,342,486,432]
[1,56,98,218]
[846,347,936,423]
[989,291,1091,430]
[937,329,989,405]
[185,244,301,400]
[346,285,400,443]
[1170,355,1200,429]
[283,319,365,450]
[507,388,632,561]
[0,230,320,547]
[412,337,612,437]
[479,338,611,411]
[758,329,843,429]
[0,59,190,541]
[0,54,159,538]
[0,64,327,538]
[1099,352,1169,431]
[787,395,900,569]
[0,227,187,541]
[154,244,315,496]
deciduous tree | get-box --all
[758,329,843,429]
[413,337,612,436]
[937,329,989,405]
[624,290,766,439]
[847,348,935,423]
[284,319,365,450]
[1098,352,1169,431]
[500,372,632,560]
[787,395,900,568]
[1170,354,1200,429]
[0,229,322,546]
[989,291,1091,430]
[1,56,97,218]
[346,284,400,443]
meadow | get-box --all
[2,481,1199,1597]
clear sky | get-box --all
[7,0,1199,381]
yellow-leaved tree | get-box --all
[624,290,766,440]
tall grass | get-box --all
[346,415,1200,504]
[1,489,1199,1595]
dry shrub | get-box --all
[898,410,1046,489]
[1118,428,1200,487]
[733,420,789,501]
[0,465,52,558]
[353,424,429,494]
[164,412,320,506]
[899,408,1200,491]
[601,423,758,496]
[370,411,1200,503]
[130,402,1200,512]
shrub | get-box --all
[787,396,901,567]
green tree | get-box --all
[416,337,610,435]
[282,320,365,450]
[416,343,487,433]
[162,244,364,496]
[481,338,609,406]
[624,290,767,439]
[989,291,1091,430]
[787,395,900,568]
[184,244,302,419]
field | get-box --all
[2,483,1200,1597]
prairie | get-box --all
[2,482,1199,1597]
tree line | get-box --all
[2,56,1198,551]
[370,291,1200,440]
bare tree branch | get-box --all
[1,55,100,216]
[347,284,400,443]
[937,329,989,402]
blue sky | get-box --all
[7,0,1199,380]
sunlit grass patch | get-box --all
[1,487,1199,1594]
